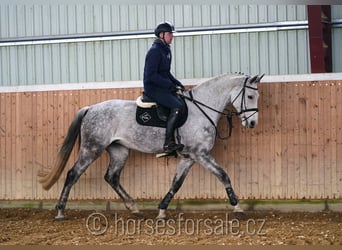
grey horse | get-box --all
[38,73,263,220]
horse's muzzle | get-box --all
[242,117,258,128]
[248,120,256,128]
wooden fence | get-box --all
[0,80,341,201]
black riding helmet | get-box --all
[154,22,176,37]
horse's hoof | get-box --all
[234,211,247,220]
[54,215,65,221]
[156,215,168,221]
[156,209,167,220]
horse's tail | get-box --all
[38,106,89,190]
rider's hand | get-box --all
[170,84,185,92]
[177,84,185,91]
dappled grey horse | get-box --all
[38,73,263,220]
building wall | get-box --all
[332,5,342,73]
[1,76,342,200]
[1,2,341,86]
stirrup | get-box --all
[163,142,184,153]
[156,151,178,158]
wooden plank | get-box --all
[21,92,33,199]
[273,83,282,198]
[322,81,332,198]
[1,81,342,200]
[35,91,44,199]
[41,91,50,199]
[292,83,301,199]
[242,121,251,198]
[0,94,6,199]
[49,91,60,199]
[329,81,337,198]
[239,117,249,198]
[280,82,289,199]
[329,80,337,197]
[31,92,37,199]
[298,82,308,198]
[317,82,326,198]
[281,82,289,198]
[336,81,342,198]
[250,119,259,198]
[256,84,266,198]
[304,82,313,199]
[289,81,298,198]
[310,81,320,198]
[258,83,270,199]
[6,94,14,199]
[262,83,272,198]
[14,93,23,199]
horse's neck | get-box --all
[191,75,240,114]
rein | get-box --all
[179,77,258,140]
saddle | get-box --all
[135,92,188,128]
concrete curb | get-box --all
[0,200,342,212]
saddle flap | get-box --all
[136,92,188,128]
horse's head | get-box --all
[231,74,264,128]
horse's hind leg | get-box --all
[55,150,101,220]
[104,144,139,214]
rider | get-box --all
[143,21,186,153]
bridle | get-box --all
[180,77,259,139]
[231,77,259,120]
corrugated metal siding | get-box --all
[1,80,342,200]
[0,4,308,38]
[332,5,342,72]
[1,3,326,86]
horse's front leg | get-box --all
[194,153,246,219]
[157,158,194,219]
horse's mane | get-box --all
[192,72,246,90]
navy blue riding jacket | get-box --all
[143,39,184,110]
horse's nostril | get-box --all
[250,121,255,128]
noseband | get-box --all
[181,76,259,139]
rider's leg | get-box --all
[144,91,185,153]
[163,108,184,153]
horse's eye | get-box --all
[247,95,253,100]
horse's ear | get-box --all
[256,73,265,82]
[249,74,265,84]
[248,75,258,83]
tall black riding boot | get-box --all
[163,108,184,153]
